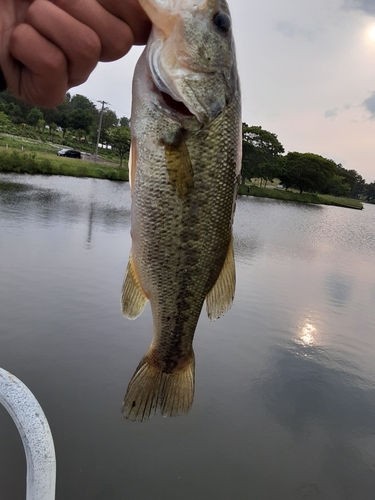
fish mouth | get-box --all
[148,41,224,123]
[159,91,194,117]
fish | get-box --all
[121,0,241,421]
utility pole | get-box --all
[94,100,109,163]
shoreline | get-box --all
[0,150,363,210]
[238,185,364,210]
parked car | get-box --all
[57,149,82,159]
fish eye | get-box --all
[213,12,231,34]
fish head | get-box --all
[140,0,239,124]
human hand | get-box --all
[0,0,151,107]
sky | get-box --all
[72,0,375,183]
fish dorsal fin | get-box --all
[164,131,194,199]
[205,236,236,320]
[122,255,148,319]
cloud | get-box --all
[275,21,315,40]
[324,104,352,119]
[324,108,339,118]
[344,0,375,15]
[363,91,375,119]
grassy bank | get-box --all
[239,185,363,210]
[0,149,128,181]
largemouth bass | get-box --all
[122,0,241,421]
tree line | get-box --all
[242,124,375,203]
[0,90,374,201]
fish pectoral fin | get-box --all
[164,132,194,199]
[121,255,148,319]
[205,236,236,321]
[122,351,195,421]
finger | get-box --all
[9,23,68,107]
[52,0,137,62]
[26,0,101,87]
[95,0,151,45]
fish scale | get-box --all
[121,0,241,421]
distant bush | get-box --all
[0,150,38,173]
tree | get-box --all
[7,102,24,124]
[120,116,130,127]
[241,124,285,186]
[107,126,131,167]
[0,111,11,129]
[57,113,70,137]
[54,95,72,137]
[1,90,33,122]
[96,109,119,145]
[43,107,61,127]
[48,122,57,141]
[349,171,365,199]
[37,118,46,134]
[102,109,118,129]
[336,164,357,194]
[70,94,97,114]
[279,152,337,193]
[0,98,6,113]
[69,109,93,136]
[27,107,44,128]
[366,182,375,203]
[323,174,351,197]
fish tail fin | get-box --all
[122,351,195,422]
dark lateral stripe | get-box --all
[0,68,7,92]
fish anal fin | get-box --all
[121,256,148,319]
[122,351,195,421]
[206,236,236,321]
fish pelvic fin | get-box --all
[122,351,195,422]
[206,235,236,320]
[121,255,148,319]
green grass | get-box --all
[0,134,59,154]
[239,185,363,210]
[0,149,128,181]
[0,130,122,164]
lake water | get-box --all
[0,174,374,500]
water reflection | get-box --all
[233,233,260,265]
[256,341,375,437]
[324,273,353,308]
[297,318,318,347]
[253,342,375,496]
[1,175,375,499]
[0,175,131,234]
[87,203,94,246]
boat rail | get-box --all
[0,367,56,500]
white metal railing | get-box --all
[0,368,56,500]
